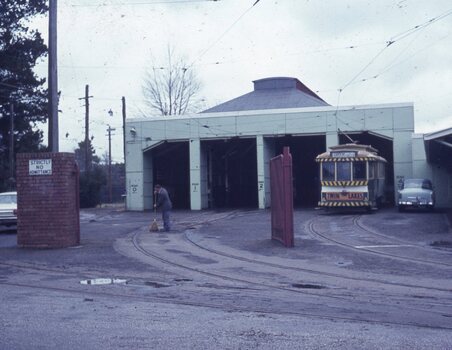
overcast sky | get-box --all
[32,0,452,162]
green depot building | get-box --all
[125,77,452,210]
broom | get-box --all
[149,194,159,232]
[150,218,159,232]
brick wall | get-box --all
[16,153,80,248]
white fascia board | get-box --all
[424,127,452,140]
[200,102,414,118]
[127,102,414,124]
[412,133,424,139]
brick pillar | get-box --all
[16,153,80,248]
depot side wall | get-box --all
[412,135,452,208]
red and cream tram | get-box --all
[315,144,387,210]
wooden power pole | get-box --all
[48,0,59,152]
[78,85,93,172]
[107,125,116,202]
[121,97,127,209]
[122,96,126,166]
[9,103,14,180]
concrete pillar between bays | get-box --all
[326,131,338,150]
[189,139,202,210]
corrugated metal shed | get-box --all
[202,77,329,113]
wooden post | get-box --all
[78,85,93,172]
[48,0,59,152]
[107,125,116,202]
[9,103,14,180]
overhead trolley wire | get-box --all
[68,0,221,7]
[334,6,452,117]
[389,7,452,43]
[187,0,263,69]
[340,7,452,92]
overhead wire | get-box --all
[31,3,452,152]
[56,0,229,155]
[355,31,452,88]
[339,6,452,92]
[333,6,452,122]
[389,7,452,43]
[187,0,262,69]
[68,0,220,7]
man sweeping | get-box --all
[153,184,172,232]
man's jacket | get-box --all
[155,188,172,211]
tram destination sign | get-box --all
[330,151,357,158]
[29,159,52,176]
[326,192,365,200]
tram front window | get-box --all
[322,162,335,181]
[337,162,351,181]
[353,161,366,180]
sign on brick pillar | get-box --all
[16,153,80,248]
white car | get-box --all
[398,179,435,212]
[0,191,17,227]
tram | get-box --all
[315,143,387,210]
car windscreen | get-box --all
[403,179,432,190]
[0,195,17,204]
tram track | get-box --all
[4,225,450,317]
[2,279,451,331]
[0,211,238,282]
[353,214,452,251]
[183,227,452,294]
[128,227,452,321]
[176,209,452,294]
[2,209,452,331]
[131,228,347,300]
[307,214,452,268]
[4,261,448,332]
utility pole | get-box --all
[122,96,126,167]
[78,85,93,172]
[48,0,59,152]
[121,96,127,209]
[9,103,14,180]
[107,125,116,203]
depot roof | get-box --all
[202,77,329,113]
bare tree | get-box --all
[143,47,203,116]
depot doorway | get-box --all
[151,141,190,209]
[339,131,394,204]
[274,135,326,207]
[203,138,258,208]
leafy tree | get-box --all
[143,46,203,116]
[74,140,106,208]
[79,165,106,208]
[74,139,100,173]
[0,1,48,191]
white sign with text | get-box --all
[29,159,52,176]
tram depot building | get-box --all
[125,77,452,211]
